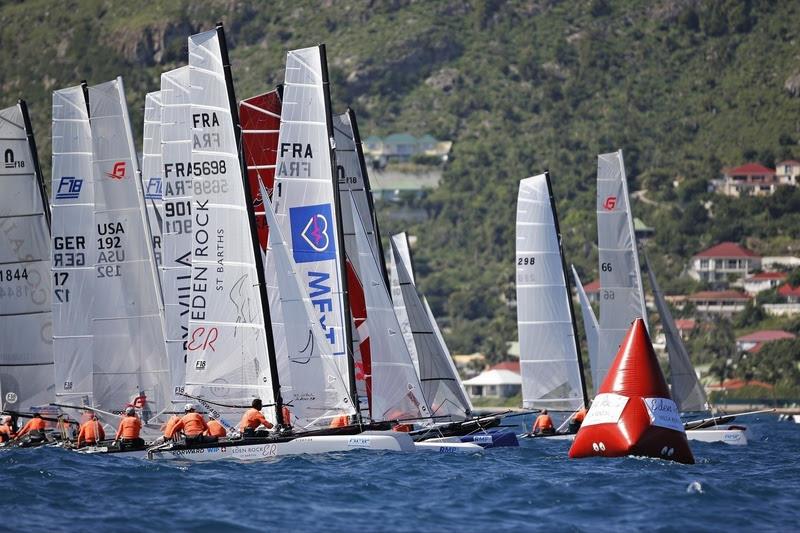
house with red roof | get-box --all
[581,279,600,303]
[674,318,696,339]
[736,330,796,353]
[778,283,800,304]
[744,271,787,295]
[689,242,761,283]
[713,162,778,197]
[775,160,800,186]
[688,290,751,316]
[762,283,800,317]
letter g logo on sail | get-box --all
[290,204,336,263]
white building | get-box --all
[463,363,521,399]
[743,271,787,295]
[689,242,761,283]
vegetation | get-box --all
[2,0,800,390]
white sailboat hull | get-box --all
[413,439,484,454]
[147,431,417,462]
[73,445,149,459]
[793,414,800,424]
[686,427,748,446]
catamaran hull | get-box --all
[793,414,800,424]
[72,445,149,459]
[413,440,483,454]
[686,427,748,446]
[147,432,416,462]
[519,432,576,441]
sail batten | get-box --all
[516,173,585,411]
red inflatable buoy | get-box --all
[569,318,694,464]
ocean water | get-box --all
[1,414,797,533]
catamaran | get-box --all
[515,172,589,440]
[574,150,748,445]
[0,100,57,446]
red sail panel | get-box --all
[347,258,373,415]
[239,89,281,252]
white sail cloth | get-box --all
[595,150,647,387]
[51,85,95,407]
[261,180,355,428]
[0,103,53,411]
[87,77,170,417]
[183,29,275,423]
[271,46,352,400]
[390,236,471,421]
[389,232,419,374]
[142,92,164,278]
[160,66,193,403]
[515,174,585,411]
[348,197,429,422]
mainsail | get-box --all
[333,108,381,419]
[348,197,429,422]
[643,252,708,412]
[390,236,471,421]
[270,45,355,412]
[0,100,53,411]
[160,66,192,403]
[571,264,599,391]
[87,77,170,416]
[261,180,354,428]
[142,91,163,277]
[516,173,587,411]
[595,150,647,387]
[183,27,277,424]
[389,231,419,374]
[52,84,94,407]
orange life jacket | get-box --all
[17,417,46,437]
[115,415,142,440]
[392,424,413,433]
[533,414,554,432]
[574,408,587,423]
[162,415,181,439]
[206,419,227,438]
[281,406,292,426]
[77,419,105,445]
[239,408,273,431]
[329,414,350,428]
[175,412,208,437]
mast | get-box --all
[19,99,50,231]
[348,107,389,288]
[216,23,284,425]
[322,45,361,424]
[545,171,589,407]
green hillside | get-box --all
[2,0,800,363]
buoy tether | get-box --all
[568,318,695,464]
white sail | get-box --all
[516,174,585,411]
[389,232,419,374]
[261,180,355,428]
[390,237,470,421]
[183,28,275,423]
[87,77,170,417]
[644,253,708,412]
[596,150,647,386]
[349,197,429,422]
[271,46,352,402]
[52,85,94,407]
[0,102,53,411]
[571,265,599,390]
[160,66,192,403]
[143,91,163,279]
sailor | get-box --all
[114,406,144,449]
[76,412,105,447]
[16,413,47,443]
[0,415,15,443]
[205,419,227,439]
[281,405,292,428]
[568,406,588,434]
[56,415,77,441]
[151,414,182,445]
[328,414,350,428]
[532,409,555,436]
[170,404,215,444]
[239,399,274,436]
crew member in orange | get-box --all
[0,415,15,443]
[392,423,413,432]
[151,414,181,445]
[205,418,227,439]
[169,404,214,443]
[239,399,274,436]
[16,413,47,442]
[114,406,144,449]
[532,409,555,436]
[281,405,292,428]
[329,414,350,428]
[76,412,105,447]
[568,406,588,433]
